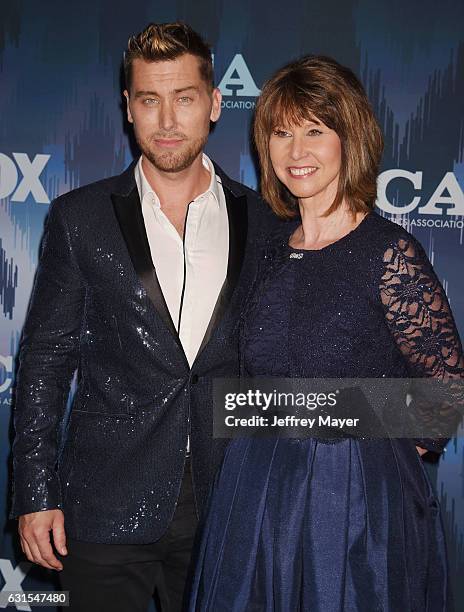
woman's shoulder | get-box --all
[364,211,427,256]
[260,217,299,254]
[259,211,429,265]
[363,212,436,290]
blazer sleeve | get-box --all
[10,198,86,517]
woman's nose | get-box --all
[289,134,308,161]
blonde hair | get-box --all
[254,55,384,218]
[124,22,213,92]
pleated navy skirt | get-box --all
[188,437,451,611]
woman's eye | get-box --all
[272,129,291,137]
[308,129,322,136]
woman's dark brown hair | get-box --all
[254,55,384,218]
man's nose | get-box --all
[159,102,176,132]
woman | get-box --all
[188,56,463,611]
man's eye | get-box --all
[178,96,192,104]
[272,129,291,137]
[143,98,159,105]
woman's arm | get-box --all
[380,234,464,454]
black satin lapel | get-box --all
[196,189,248,356]
[111,188,181,348]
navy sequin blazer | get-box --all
[11,160,274,544]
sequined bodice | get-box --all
[241,213,464,445]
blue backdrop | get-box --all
[1,1,463,610]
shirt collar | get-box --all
[134,153,222,208]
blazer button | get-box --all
[191,374,199,385]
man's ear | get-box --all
[210,87,222,123]
[123,90,133,124]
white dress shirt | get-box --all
[135,154,229,368]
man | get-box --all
[11,22,273,612]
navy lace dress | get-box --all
[188,212,463,611]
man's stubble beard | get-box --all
[137,132,209,173]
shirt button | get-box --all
[191,374,199,385]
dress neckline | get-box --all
[286,211,373,255]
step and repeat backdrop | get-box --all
[1,0,463,609]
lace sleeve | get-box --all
[380,235,464,453]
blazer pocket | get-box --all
[71,400,132,417]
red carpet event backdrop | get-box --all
[1,0,463,609]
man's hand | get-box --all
[18,509,67,570]
[416,446,428,457]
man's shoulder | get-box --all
[51,163,136,214]
[213,161,255,198]
[213,162,285,242]
[213,162,271,223]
